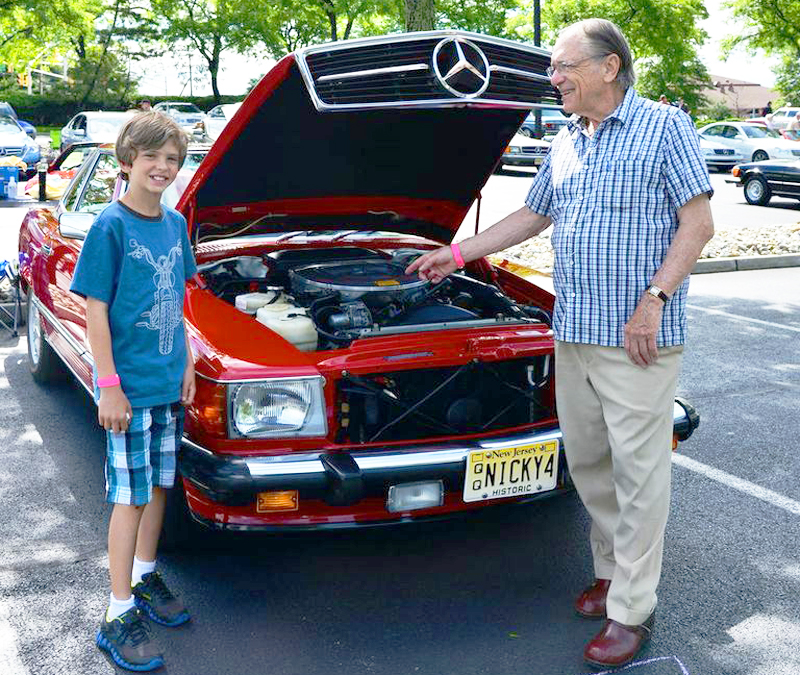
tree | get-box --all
[723,0,800,59]
[151,0,262,102]
[405,0,435,31]
[437,0,519,38]
[521,0,711,107]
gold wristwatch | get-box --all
[646,285,669,304]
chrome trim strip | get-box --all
[316,63,429,83]
[243,428,564,477]
[489,64,551,84]
[33,295,94,367]
[31,296,93,396]
[195,372,324,385]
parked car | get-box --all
[728,158,800,206]
[60,111,136,151]
[519,108,568,139]
[153,101,206,132]
[698,121,800,162]
[203,102,242,141]
[19,31,699,544]
[0,101,37,140]
[770,107,800,131]
[22,141,209,200]
[699,136,745,172]
[498,133,550,170]
[0,114,41,178]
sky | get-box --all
[133,0,779,98]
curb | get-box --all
[693,253,800,274]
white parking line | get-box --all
[0,602,27,675]
[686,304,800,333]
[673,454,800,517]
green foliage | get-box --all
[515,0,711,106]
[723,0,800,58]
[696,100,734,125]
[49,45,136,106]
[437,0,519,37]
[773,55,800,105]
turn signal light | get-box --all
[257,491,299,512]
[731,166,741,178]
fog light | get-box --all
[386,481,443,513]
[257,490,298,512]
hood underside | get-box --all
[180,31,558,243]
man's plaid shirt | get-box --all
[525,88,712,347]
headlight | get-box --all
[505,146,522,154]
[702,148,714,156]
[228,376,327,438]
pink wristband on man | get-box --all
[97,374,121,388]
[450,243,465,269]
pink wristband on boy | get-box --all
[97,374,121,388]
[450,243,465,269]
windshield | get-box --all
[0,116,22,134]
[182,150,208,171]
[171,104,201,113]
[742,125,781,139]
[88,116,130,136]
[0,103,16,118]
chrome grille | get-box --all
[298,31,559,111]
[0,147,24,156]
[521,146,549,156]
[713,149,734,156]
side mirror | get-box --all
[74,129,86,138]
[58,212,93,240]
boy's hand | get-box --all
[181,360,196,406]
[98,387,133,433]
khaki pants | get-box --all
[555,341,683,625]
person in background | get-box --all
[762,101,772,116]
[407,18,714,669]
[139,100,152,112]
[658,94,669,105]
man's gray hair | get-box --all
[568,18,636,90]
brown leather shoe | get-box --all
[583,613,655,669]
[574,579,611,618]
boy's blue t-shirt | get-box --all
[70,200,197,408]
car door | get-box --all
[41,151,121,377]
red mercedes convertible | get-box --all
[18,31,699,544]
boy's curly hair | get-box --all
[115,111,189,180]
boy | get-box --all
[71,111,197,671]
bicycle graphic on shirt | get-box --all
[128,239,183,355]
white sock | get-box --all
[131,556,156,587]
[106,593,135,621]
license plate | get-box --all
[463,440,559,503]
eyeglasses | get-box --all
[546,54,609,78]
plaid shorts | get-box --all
[105,403,183,506]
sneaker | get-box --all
[96,606,164,672]
[133,571,190,627]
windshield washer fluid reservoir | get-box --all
[235,289,285,314]
[256,303,318,351]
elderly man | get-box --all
[407,18,713,668]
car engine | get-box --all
[199,246,551,352]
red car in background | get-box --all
[18,31,699,546]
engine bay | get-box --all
[198,246,551,351]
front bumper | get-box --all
[180,399,699,507]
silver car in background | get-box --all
[699,136,745,172]
[153,101,206,132]
[60,111,135,151]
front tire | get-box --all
[752,150,769,162]
[743,176,771,206]
[26,289,63,384]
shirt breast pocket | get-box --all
[597,158,661,212]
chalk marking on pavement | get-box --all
[686,304,800,333]
[581,655,690,674]
[0,602,27,675]
[673,453,800,517]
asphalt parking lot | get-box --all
[0,266,797,675]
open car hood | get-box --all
[178,30,558,244]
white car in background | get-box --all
[203,102,242,141]
[497,133,550,172]
[59,111,136,151]
[770,107,800,131]
[698,121,800,162]
[698,136,745,172]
